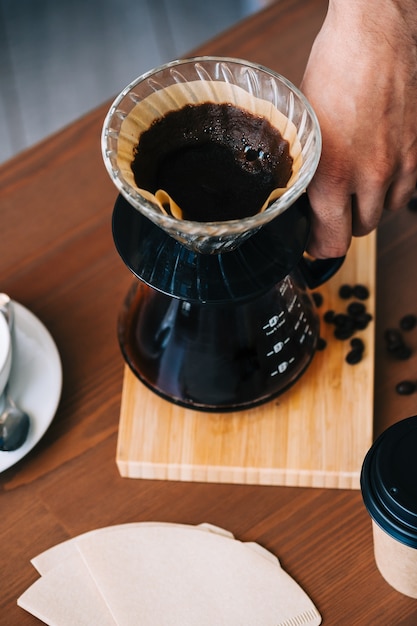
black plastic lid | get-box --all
[360,415,417,548]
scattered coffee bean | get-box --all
[338,283,370,301]
[386,341,404,355]
[323,310,335,323]
[350,337,365,352]
[347,301,366,317]
[339,284,353,299]
[384,327,412,359]
[334,313,352,328]
[333,314,355,339]
[395,380,417,395]
[384,328,403,348]
[394,344,413,360]
[352,284,370,300]
[319,281,373,364]
[335,326,355,340]
[400,314,417,331]
[346,348,363,365]
[353,312,372,330]
[316,337,327,350]
[312,291,323,307]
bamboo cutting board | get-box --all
[116,233,375,489]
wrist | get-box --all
[327,0,417,46]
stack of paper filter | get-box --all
[18,522,321,625]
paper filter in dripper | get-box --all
[116,79,303,218]
[102,57,321,253]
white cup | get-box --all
[0,312,12,398]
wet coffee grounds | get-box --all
[131,102,293,222]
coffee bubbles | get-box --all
[131,102,293,222]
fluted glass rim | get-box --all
[101,56,321,241]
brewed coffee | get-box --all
[118,276,318,411]
[131,103,293,222]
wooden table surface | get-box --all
[1,0,417,623]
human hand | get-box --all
[300,0,417,258]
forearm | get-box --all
[327,0,417,43]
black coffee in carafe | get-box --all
[118,272,318,411]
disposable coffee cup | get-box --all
[360,415,417,598]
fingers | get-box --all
[306,169,417,259]
[305,182,353,259]
[384,169,417,213]
[350,187,386,238]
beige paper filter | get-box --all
[18,522,321,626]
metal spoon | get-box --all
[0,383,30,451]
[0,294,30,451]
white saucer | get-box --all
[0,301,62,472]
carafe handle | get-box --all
[298,255,345,289]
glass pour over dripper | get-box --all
[102,56,321,254]
[102,57,341,411]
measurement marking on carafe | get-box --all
[299,324,313,344]
[263,312,285,335]
[266,337,290,357]
[270,357,296,376]
[288,294,298,313]
[294,310,307,331]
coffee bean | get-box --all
[350,337,365,352]
[334,326,355,340]
[386,341,404,355]
[334,313,354,329]
[400,314,417,331]
[383,326,413,358]
[347,301,366,317]
[312,291,323,308]
[346,348,363,364]
[395,380,417,395]
[393,344,413,360]
[323,310,335,323]
[316,337,327,351]
[353,312,372,330]
[338,284,353,299]
[384,328,403,349]
[352,284,370,300]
